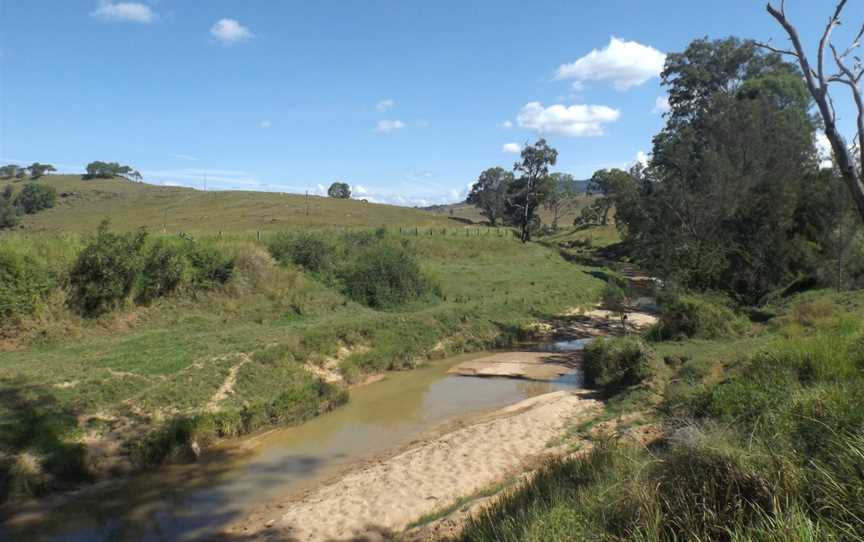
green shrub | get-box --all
[69,222,147,316]
[185,241,233,289]
[652,293,748,340]
[0,186,19,229]
[339,243,440,309]
[0,249,54,320]
[14,183,57,214]
[266,231,338,275]
[582,337,654,397]
[137,239,190,303]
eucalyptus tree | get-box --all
[508,139,558,242]
[467,167,513,226]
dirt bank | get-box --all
[223,390,601,541]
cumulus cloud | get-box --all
[375,120,405,133]
[353,184,369,195]
[652,95,671,114]
[211,18,254,45]
[635,150,649,167]
[92,1,155,23]
[516,102,620,137]
[502,143,522,154]
[498,120,514,129]
[555,37,666,91]
[376,99,395,112]
[815,132,834,169]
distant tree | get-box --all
[585,168,636,226]
[0,186,19,229]
[327,182,351,199]
[14,183,57,214]
[467,167,513,226]
[544,173,580,230]
[83,161,142,181]
[0,165,24,180]
[27,163,57,179]
[508,139,558,242]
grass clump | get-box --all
[651,292,748,340]
[582,336,655,397]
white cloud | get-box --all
[210,18,254,45]
[555,37,666,91]
[259,120,272,128]
[652,95,671,114]
[502,143,522,154]
[376,99,395,112]
[353,184,369,195]
[816,132,834,169]
[635,150,649,167]
[498,120,514,129]
[92,1,155,23]
[516,102,620,137]
[375,120,405,133]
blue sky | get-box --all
[2,1,863,205]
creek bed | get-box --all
[6,341,587,542]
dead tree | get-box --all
[761,0,864,222]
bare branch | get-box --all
[755,41,798,58]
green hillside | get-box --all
[0,175,462,234]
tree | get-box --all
[762,0,864,223]
[0,186,19,229]
[83,161,142,181]
[14,183,57,214]
[327,182,351,199]
[508,139,558,242]
[586,169,634,226]
[27,163,56,179]
[0,165,24,180]
[467,167,513,226]
[544,173,580,230]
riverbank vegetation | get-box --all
[0,225,605,502]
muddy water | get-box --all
[6,343,585,542]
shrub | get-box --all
[186,242,233,289]
[582,336,654,397]
[0,249,54,320]
[0,186,19,229]
[69,223,146,316]
[14,183,56,214]
[652,293,748,340]
[137,239,189,303]
[266,231,338,275]
[339,243,440,309]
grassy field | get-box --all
[0,175,464,234]
[0,224,606,501]
[423,196,597,228]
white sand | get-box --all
[225,390,601,541]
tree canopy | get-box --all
[83,161,142,181]
[467,167,513,226]
[508,139,558,242]
[327,182,351,199]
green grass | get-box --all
[0,175,467,234]
[464,291,864,542]
[0,228,604,501]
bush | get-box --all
[186,242,233,289]
[0,187,19,229]
[339,243,440,309]
[69,223,147,316]
[652,293,748,340]
[0,249,54,320]
[266,231,338,275]
[14,183,56,214]
[582,336,654,397]
[137,239,189,303]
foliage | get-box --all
[14,183,57,214]
[68,222,147,316]
[0,249,54,320]
[339,242,440,309]
[26,163,56,179]
[82,161,142,181]
[0,164,26,180]
[651,292,748,340]
[508,139,558,242]
[582,336,654,397]
[583,168,634,226]
[543,173,580,230]
[266,231,339,276]
[137,239,191,303]
[0,186,19,229]
[327,181,351,199]
[467,167,513,226]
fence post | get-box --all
[257,231,260,241]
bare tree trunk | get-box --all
[763,1,864,222]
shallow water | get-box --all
[6,343,587,542]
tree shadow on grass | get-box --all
[0,376,90,504]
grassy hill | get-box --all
[0,175,463,234]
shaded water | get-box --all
[6,343,586,542]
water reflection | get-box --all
[7,352,581,542]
